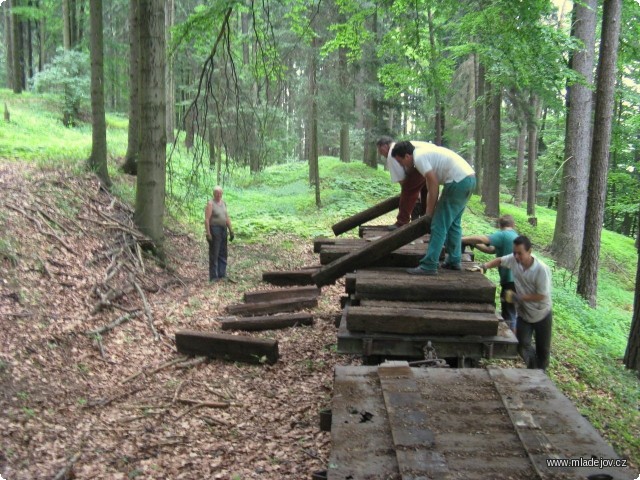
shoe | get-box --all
[406,267,437,276]
[440,262,461,271]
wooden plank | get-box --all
[219,313,313,331]
[226,296,318,316]
[331,195,400,236]
[261,268,318,286]
[313,237,367,253]
[487,368,637,480]
[327,366,399,480]
[378,362,448,479]
[320,243,426,267]
[175,330,278,364]
[313,216,431,287]
[358,299,496,314]
[346,306,499,336]
[243,286,320,303]
[354,268,496,303]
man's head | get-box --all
[213,186,223,201]
[498,215,515,229]
[376,136,394,157]
[391,141,416,169]
[512,235,533,265]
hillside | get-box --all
[0,90,638,477]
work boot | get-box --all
[406,267,437,276]
[440,262,461,271]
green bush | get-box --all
[31,49,90,127]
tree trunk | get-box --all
[4,1,14,90]
[526,94,540,218]
[623,208,640,373]
[308,38,321,207]
[62,0,71,50]
[339,47,350,163]
[87,0,111,188]
[483,83,501,217]
[38,0,45,70]
[26,6,33,81]
[473,57,485,195]
[77,0,84,46]
[135,0,166,249]
[514,124,526,206]
[165,0,175,143]
[11,0,23,93]
[362,9,379,168]
[551,0,597,269]
[427,6,444,146]
[577,0,622,307]
[121,0,140,175]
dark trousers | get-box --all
[516,311,552,370]
[208,225,228,281]
[500,282,517,332]
[397,168,427,226]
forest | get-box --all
[0,0,639,478]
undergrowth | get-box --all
[1,88,638,466]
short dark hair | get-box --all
[391,140,415,158]
[498,215,515,229]
[513,235,532,251]
[376,136,394,147]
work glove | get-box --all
[229,230,235,242]
[504,290,521,304]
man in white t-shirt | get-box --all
[391,140,476,275]
[376,137,430,230]
[481,235,553,370]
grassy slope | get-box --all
[1,88,638,464]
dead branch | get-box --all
[121,356,188,384]
[133,279,159,341]
[175,398,230,408]
[86,386,145,408]
[6,203,76,255]
[52,452,82,480]
[202,415,233,427]
[175,356,207,369]
[86,311,140,336]
[172,380,186,404]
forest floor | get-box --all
[0,161,357,479]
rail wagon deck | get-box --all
[326,362,637,480]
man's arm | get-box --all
[462,234,495,253]
[424,170,439,217]
[481,257,502,271]
[204,202,212,240]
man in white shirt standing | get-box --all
[376,137,431,230]
[391,140,476,275]
[481,235,553,370]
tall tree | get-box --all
[4,1,14,89]
[165,0,175,143]
[473,57,485,194]
[87,0,111,187]
[121,0,140,175]
[135,0,166,248]
[62,0,71,50]
[577,0,623,307]
[551,0,598,270]
[624,207,640,373]
[526,94,540,219]
[308,36,320,208]
[11,0,24,93]
[482,82,501,217]
[338,46,350,163]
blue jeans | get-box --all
[516,311,552,370]
[418,175,476,272]
[208,225,228,280]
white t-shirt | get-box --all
[500,254,552,323]
[412,143,474,184]
[386,141,433,183]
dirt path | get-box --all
[0,162,356,479]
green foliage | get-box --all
[32,48,90,127]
